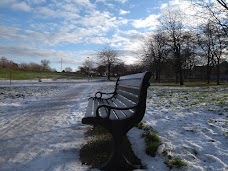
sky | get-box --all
[0,0,203,71]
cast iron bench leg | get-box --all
[100,134,129,170]
[100,131,140,170]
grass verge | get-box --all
[0,68,86,80]
[150,81,228,87]
[137,122,161,157]
[143,131,161,157]
[137,122,188,169]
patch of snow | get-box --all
[0,81,227,171]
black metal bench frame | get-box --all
[82,71,151,170]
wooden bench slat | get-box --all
[119,72,146,80]
[109,109,135,120]
[93,98,99,116]
[106,100,122,120]
[116,85,140,96]
[107,98,122,108]
[109,109,123,120]
[109,110,119,120]
[118,79,142,87]
[119,109,134,118]
[115,95,136,107]
[99,99,109,118]
[85,98,94,117]
[116,90,138,103]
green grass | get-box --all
[0,68,86,80]
[167,157,188,169]
[151,81,228,87]
[137,122,161,157]
[143,130,161,157]
[137,122,188,169]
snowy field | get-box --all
[0,80,227,171]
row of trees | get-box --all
[0,57,52,71]
[140,0,228,85]
[0,57,75,73]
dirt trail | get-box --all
[0,83,92,171]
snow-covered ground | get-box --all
[0,80,227,171]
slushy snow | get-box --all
[0,80,227,171]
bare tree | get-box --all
[141,32,168,82]
[191,0,228,36]
[41,59,50,71]
[112,62,126,76]
[181,31,199,79]
[29,62,42,71]
[159,9,185,85]
[216,0,228,10]
[96,65,106,76]
[78,66,86,74]
[197,20,227,84]
[97,46,120,80]
[0,57,10,68]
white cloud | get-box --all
[61,3,80,13]
[0,0,32,12]
[73,0,91,5]
[115,0,128,4]
[79,11,118,32]
[0,25,52,45]
[36,7,57,17]
[70,0,95,9]
[96,0,105,2]
[0,21,111,47]
[29,0,46,4]
[160,3,168,9]
[34,4,80,20]
[109,29,147,55]
[0,0,173,68]
[131,14,160,30]
[0,0,129,52]
[0,0,17,6]
[160,0,210,28]
[119,9,130,15]
[84,37,110,44]
[0,27,20,42]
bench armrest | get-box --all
[96,104,137,118]
[95,91,115,99]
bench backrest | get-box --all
[114,71,151,122]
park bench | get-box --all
[81,71,151,170]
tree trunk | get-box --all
[179,66,184,85]
[216,59,220,85]
[107,63,111,80]
[177,50,184,85]
[206,65,212,84]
